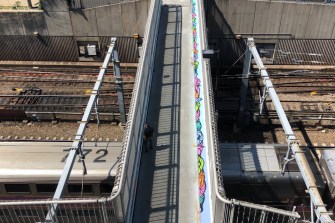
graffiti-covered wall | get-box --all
[192,0,212,221]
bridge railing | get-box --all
[108,0,162,221]
[0,0,161,222]
[0,198,116,223]
[196,0,302,221]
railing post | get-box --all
[44,38,116,222]
[112,42,127,125]
[237,47,252,129]
[229,203,235,223]
[101,201,109,223]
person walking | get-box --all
[143,123,154,152]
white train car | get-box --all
[0,141,122,199]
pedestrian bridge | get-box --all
[0,0,333,222]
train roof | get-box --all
[0,141,122,183]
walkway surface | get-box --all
[133,1,199,222]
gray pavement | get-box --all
[133,2,198,222]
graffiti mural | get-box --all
[192,0,211,221]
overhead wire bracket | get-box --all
[44,37,117,223]
[247,37,334,223]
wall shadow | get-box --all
[203,0,266,144]
[133,5,182,223]
[223,144,309,205]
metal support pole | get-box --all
[95,98,100,125]
[259,86,269,115]
[311,198,315,223]
[237,47,252,128]
[45,37,116,222]
[248,37,334,223]
[112,42,126,125]
[27,0,33,8]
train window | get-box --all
[72,209,96,217]
[14,209,38,216]
[5,184,30,193]
[100,183,114,194]
[68,184,93,194]
[100,176,115,194]
[36,184,57,193]
[0,209,9,216]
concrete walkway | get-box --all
[133,1,198,222]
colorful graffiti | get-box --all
[192,0,208,216]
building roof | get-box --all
[273,39,335,66]
[209,38,335,67]
[70,0,124,9]
[100,36,138,63]
[0,36,78,61]
[0,35,138,63]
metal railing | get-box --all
[196,0,302,221]
[0,198,116,223]
[0,0,161,221]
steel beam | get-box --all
[113,42,126,125]
[45,37,117,222]
[248,37,334,223]
[237,47,252,128]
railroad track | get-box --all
[215,69,335,123]
[0,71,135,121]
[217,78,335,94]
[0,95,131,115]
[216,97,335,123]
[216,69,335,88]
[0,137,119,142]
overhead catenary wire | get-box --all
[223,51,247,75]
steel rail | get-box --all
[0,79,135,84]
[0,95,131,98]
[216,98,335,103]
[1,104,128,108]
